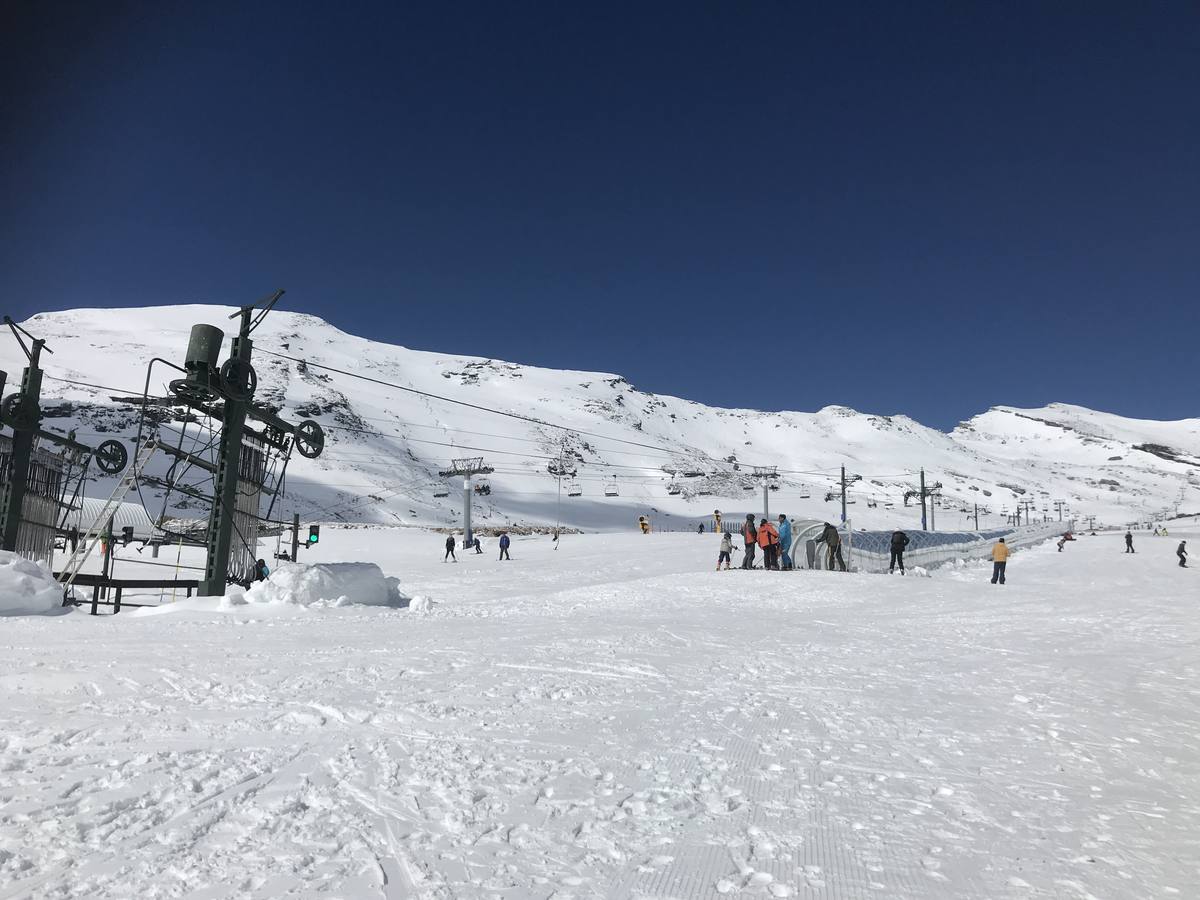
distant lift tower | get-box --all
[439,456,493,547]
[751,466,779,520]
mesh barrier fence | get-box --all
[791,520,1072,573]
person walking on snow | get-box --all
[991,538,1009,584]
[444,534,457,562]
[741,514,758,569]
[777,514,793,570]
[816,522,847,571]
[499,532,511,561]
[1178,540,1188,567]
[717,532,734,570]
[757,517,780,570]
[1125,530,1135,553]
[889,529,910,574]
[473,536,483,554]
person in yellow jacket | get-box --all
[991,538,1009,584]
[638,516,650,535]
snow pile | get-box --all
[224,562,409,608]
[0,551,64,616]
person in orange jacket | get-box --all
[741,514,758,569]
[757,517,781,570]
[991,538,1009,584]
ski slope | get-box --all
[1,305,1197,535]
[2,527,1197,898]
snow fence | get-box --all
[793,520,1071,574]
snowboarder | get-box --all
[741,514,758,569]
[444,534,457,562]
[757,517,780,570]
[717,532,734,570]
[889,529,909,574]
[499,532,511,561]
[1125,530,1135,553]
[815,522,846,571]
[777,514,793,570]
[473,536,483,554]
[1178,540,1188,568]
[990,538,1009,584]
[253,558,270,581]
[1056,531,1075,552]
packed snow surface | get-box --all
[0,550,64,616]
[1,527,1198,898]
[229,561,407,609]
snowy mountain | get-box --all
[2,305,1196,531]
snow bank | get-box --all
[224,562,409,609]
[0,551,64,616]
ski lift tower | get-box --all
[751,465,778,520]
[154,291,326,596]
[903,468,942,531]
[0,318,129,563]
[439,456,493,547]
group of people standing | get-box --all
[443,532,511,561]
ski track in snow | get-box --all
[2,530,1198,898]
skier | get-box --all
[253,558,270,581]
[1125,530,1135,553]
[990,538,1009,584]
[717,532,734,570]
[1178,540,1188,568]
[444,534,457,562]
[499,531,511,561]
[757,517,780,570]
[1056,531,1075,552]
[697,523,705,535]
[638,516,650,535]
[777,514,793,570]
[713,511,722,533]
[741,514,758,569]
[889,529,910,574]
[473,536,483,554]
[815,522,846,571]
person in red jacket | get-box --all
[757,518,781,570]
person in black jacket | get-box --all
[889,530,909,574]
[1124,530,1134,553]
[1179,540,1188,568]
[815,522,847,571]
[444,534,457,562]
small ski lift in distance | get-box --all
[667,477,681,495]
[567,479,582,497]
[474,478,491,496]
[604,477,619,497]
[800,485,811,499]
[867,496,877,508]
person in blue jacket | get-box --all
[777,514,793,570]
[499,532,512,561]
[253,558,270,581]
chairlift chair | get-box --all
[667,479,681,496]
[566,480,582,497]
[604,477,619,497]
[800,486,811,499]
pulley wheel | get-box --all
[220,358,258,402]
[95,440,129,474]
[295,419,324,458]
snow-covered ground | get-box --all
[2,527,1198,898]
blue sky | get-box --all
[3,2,1197,430]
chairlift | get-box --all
[474,480,491,496]
[604,477,619,497]
[768,483,779,492]
[667,479,681,496]
[566,479,582,497]
[800,486,811,499]
[867,496,877,508]
[883,501,895,509]
[433,490,449,498]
